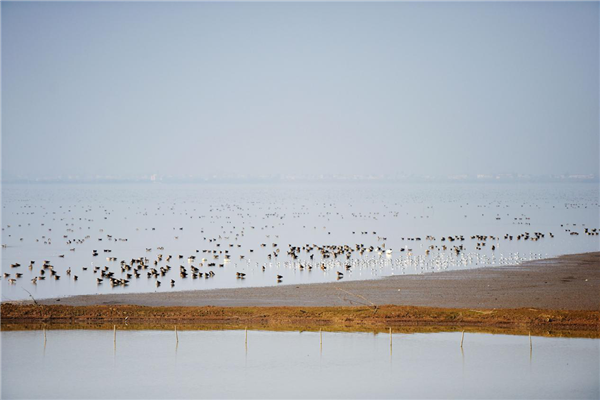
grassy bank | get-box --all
[2,303,598,338]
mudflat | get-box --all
[33,252,600,310]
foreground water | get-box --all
[2,182,599,300]
[1,330,598,399]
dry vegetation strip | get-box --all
[2,303,598,337]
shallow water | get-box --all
[1,330,598,399]
[2,182,599,300]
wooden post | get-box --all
[245,327,248,345]
[529,331,532,349]
[460,330,464,348]
[43,327,47,343]
[529,331,533,361]
[175,325,179,343]
[113,325,116,344]
[389,327,392,347]
[320,328,322,345]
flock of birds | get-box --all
[1,185,599,299]
[2,226,598,292]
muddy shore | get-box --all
[27,252,600,310]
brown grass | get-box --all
[2,303,598,338]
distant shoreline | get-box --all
[3,177,599,185]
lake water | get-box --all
[2,182,599,300]
[1,329,598,399]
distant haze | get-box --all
[2,2,598,180]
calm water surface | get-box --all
[2,182,599,300]
[1,330,598,399]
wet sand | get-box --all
[35,252,600,310]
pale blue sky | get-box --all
[2,2,598,179]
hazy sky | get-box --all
[2,2,598,179]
